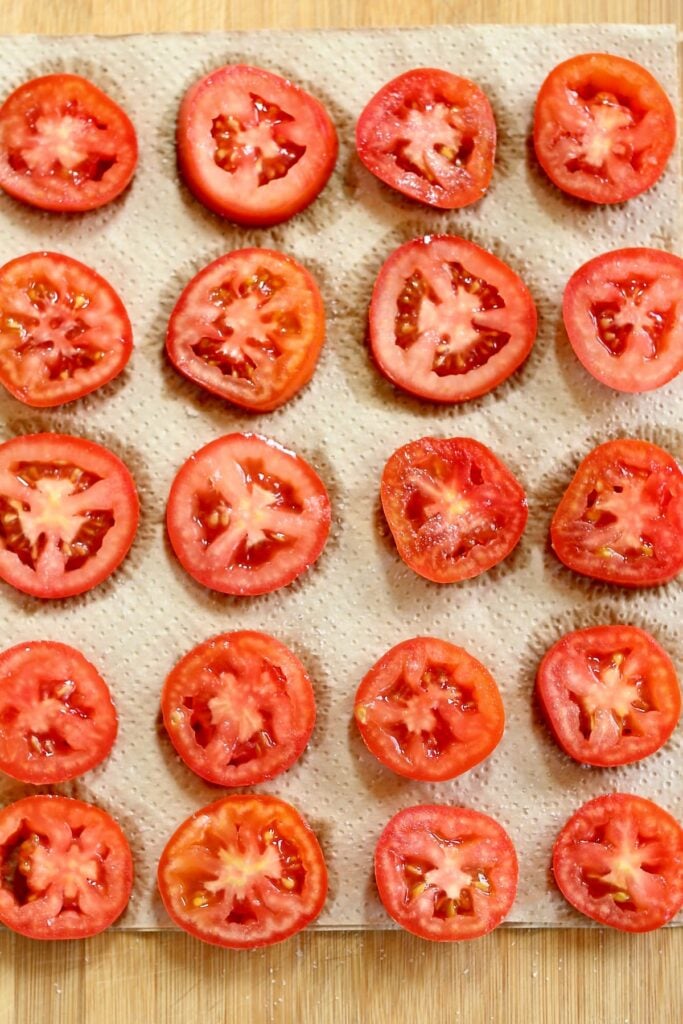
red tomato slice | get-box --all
[0,640,117,783]
[0,794,133,939]
[177,65,337,226]
[354,637,504,781]
[0,252,132,408]
[0,74,137,212]
[0,432,139,599]
[563,248,683,393]
[166,432,330,597]
[552,794,683,932]
[533,53,676,205]
[537,626,681,767]
[375,805,518,941]
[355,68,496,209]
[166,248,325,412]
[551,439,683,587]
[381,436,527,583]
[158,794,327,948]
[162,631,315,786]
[369,235,537,402]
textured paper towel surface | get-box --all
[0,25,680,930]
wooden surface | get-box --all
[0,1,681,1022]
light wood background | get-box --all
[0,2,681,1022]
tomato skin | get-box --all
[166,248,325,412]
[177,65,338,226]
[552,794,683,932]
[354,637,504,781]
[563,248,683,393]
[0,74,137,213]
[0,794,133,940]
[551,439,683,587]
[162,630,316,786]
[537,626,681,767]
[375,805,518,941]
[533,53,676,205]
[356,68,496,209]
[157,793,327,949]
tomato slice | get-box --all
[355,68,496,209]
[354,637,504,781]
[537,626,680,767]
[166,432,330,597]
[533,53,676,205]
[381,436,527,584]
[369,235,537,402]
[0,432,139,599]
[552,794,683,932]
[0,74,137,212]
[563,248,683,393]
[0,252,132,408]
[551,439,683,587]
[166,249,325,412]
[375,805,518,941]
[158,794,327,948]
[0,794,133,939]
[177,65,337,226]
[162,631,315,786]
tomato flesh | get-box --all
[375,805,518,941]
[552,794,683,931]
[157,794,327,948]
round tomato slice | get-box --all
[533,53,676,205]
[166,249,325,412]
[552,794,683,932]
[167,432,330,597]
[0,252,132,408]
[0,641,117,783]
[369,235,537,402]
[537,626,681,767]
[381,436,527,584]
[177,64,337,226]
[0,794,133,939]
[354,637,504,781]
[375,805,518,941]
[158,794,327,948]
[355,68,496,209]
[563,248,683,393]
[162,631,315,786]
[0,74,137,212]
[0,432,139,599]
[551,439,683,587]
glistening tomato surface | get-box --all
[166,433,330,596]
[0,795,133,939]
[356,68,496,209]
[0,641,117,783]
[375,805,518,941]
[177,64,337,225]
[381,436,527,583]
[537,626,681,767]
[563,248,683,393]
[0,252,133,407]
[158,794,327,948]
[552,794,683,932]
[354,637,504,781]
[369,235,537,402]
[0,433,139,599]
[0,74,137,212]
[551,439,683,587]
[533,53,676,204]
[166,249,325,412]
[162,631,316,786]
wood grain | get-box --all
[0,2,681,1023]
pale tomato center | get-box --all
[576,100,634,169]
[582,470,663,558]
[395,102,472,182]
[207,842,282,898]
[207,672,265,742]
[424,847,474,900]
[211,94,306,186]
